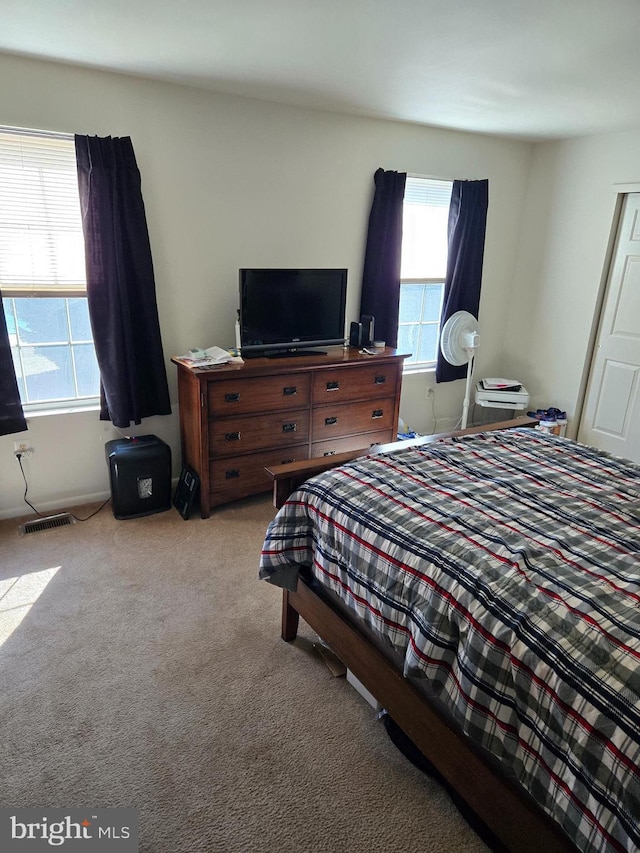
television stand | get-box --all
[265,349,327,359]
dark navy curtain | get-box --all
[75,135,171,428]
[0,295,27,437]
[359,168,407,348]
[436,179,489,383]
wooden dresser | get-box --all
[172,347,408,517]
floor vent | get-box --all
[18,513,76,536]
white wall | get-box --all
[504,129,640,435]
[0,53,532,518]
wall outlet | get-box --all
[427,387,435,398]
[14,440,33,458]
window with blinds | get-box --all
[0,127,99,410]
[398,176,452,370]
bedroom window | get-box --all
[398,177,452,371]
[0,127,99,413]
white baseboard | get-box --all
[0,477,180,521]
[0,489,111,521]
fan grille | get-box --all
[440,311,480,366]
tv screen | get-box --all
[239,268,347,358]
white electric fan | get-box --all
[439,311,480,429]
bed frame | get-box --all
[266,417,576,853]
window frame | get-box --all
[2,294,100,415]
[398,277,445,375]
[398,175,452,374]
[0,126,100,415]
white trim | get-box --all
[403,362,436,375]
[612,182,640,194]
[407,171,480,182]
[0,489,111,521]
[0,124,74,141]
[0,476,181,521]
[23,399,100,418]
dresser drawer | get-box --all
[312,397,395,442]
[312,363,399,405]
[311,429,393,458]
[208,373,311,416]
[210,445,308,505]
[209,410,310,456]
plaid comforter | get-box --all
[259,428,640,853]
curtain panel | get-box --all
[0,294,27,437]
[436,179,489,383]
[359,168,407,348]
[75,135,171,428]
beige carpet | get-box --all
[0,495,489,852]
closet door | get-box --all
[579,193,640,462]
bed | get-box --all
[259,423,640,853]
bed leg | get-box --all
[281,590,300,641]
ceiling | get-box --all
[3,0,640,141]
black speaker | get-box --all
[105,435,172,519]
[360,314,375,346]
[349,321,363,348]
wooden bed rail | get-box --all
[282,579,574,853]
[266,416,538,508]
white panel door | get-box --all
[579,193,640,461]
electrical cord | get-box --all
[68,497,112,522]
[16,453,40,517]
[15,453,111,522]
[428,389,438,434]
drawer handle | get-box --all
[224,392,240,403]
[323,450,336,457]
[225,431,241,442]
[281,458,294,465]
[283,386,297,396]
[326,381,339,391]
[324,416,338,426]
[372,409,383,419]
[282,422,297,433]
[374,375,386,385]
[225,469,240,479]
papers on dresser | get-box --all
[175,346,244,369]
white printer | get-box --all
[475,378,530,410]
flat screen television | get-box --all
[239,268,347,358]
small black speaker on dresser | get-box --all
[360,314,375,346]
[349,321,363,348]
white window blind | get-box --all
[401,177,452,280]
[0,127,86,295]
[403,176,453,207]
